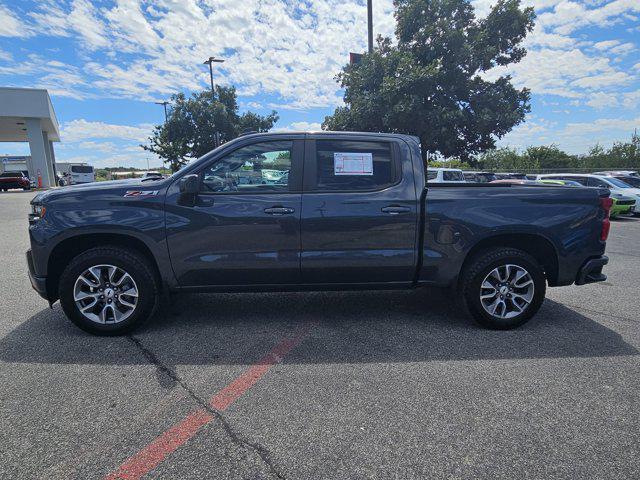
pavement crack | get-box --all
[126,335,286,479]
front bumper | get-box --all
[575,255,608,285]
[26,249,48,300]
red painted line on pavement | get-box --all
[106,322,315,480]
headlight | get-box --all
[29,204,46,223]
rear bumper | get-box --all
[26,249,48,300]
[575,255,608,285]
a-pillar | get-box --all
[25,117,54,188]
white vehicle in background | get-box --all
[593,170,639,178]
[56,162,95,186]
[140,171,164,179]
[427,167,466,183]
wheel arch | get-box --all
[460,233,559,287]
[46,233,162,302]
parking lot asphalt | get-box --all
[0,190,638,479]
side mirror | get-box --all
[178,174,199,206]
[179,174,199,194]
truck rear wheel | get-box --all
[460,248,546,329]
[59,246,159,335]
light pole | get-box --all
[367,0,373,53]
[203,56,224,96]
[154,101,169,121]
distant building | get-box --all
[0,87,60,188]
[0,155,31,175]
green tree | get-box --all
[323,0,535,162]
[525,145,574,169]
[479,147,539,171]
[143,87,279,171]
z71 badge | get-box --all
[123,190,159,197]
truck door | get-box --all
[165,137,303,286]
[300,136,419,285]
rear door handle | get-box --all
[264,207,295,216]
[381,205,411,215]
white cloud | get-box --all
[622,91,640,109]
[0,48,12,61]
[486,48,633,98]
[502,114,640,153]
[539,0,640,35]
[594,39,621,50]
[61,119,154,142]
[273,121,323,132]
[609,42,635,55]
[0,4,30,37]
[585,91,619,109]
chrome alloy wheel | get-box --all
[73,264,139,324]
[480,264,535,319]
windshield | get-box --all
[616,176,640,187]
[604,177,632,188]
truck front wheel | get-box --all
[460,248,546,329]
[59,246,159,335]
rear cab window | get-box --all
[310,139,398,191]
[71,165,94,173]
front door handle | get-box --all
[381,205,411,215]
[264,206,295,216]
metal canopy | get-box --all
[0,87,60,142]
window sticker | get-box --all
[333,152,373,176]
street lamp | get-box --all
[203,56,224,96]
[154,101,169,121]
[367,0,373,54]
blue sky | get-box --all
[0,0,638,168]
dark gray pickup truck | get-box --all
[27,132,611,335]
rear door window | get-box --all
[313,140,397,191]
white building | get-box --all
[0,87,60,188]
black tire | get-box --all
[59,246,159,335]
[460,248,546,330]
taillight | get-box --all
[600,197,613,241]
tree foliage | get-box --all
[479,147,540,171]
[476,132,640,171]
[323,0,535,161]
[143,87,278,171]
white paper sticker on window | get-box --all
[333,152,373,176]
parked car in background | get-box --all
[140,171,164,179]
[601,174,640,188]
[0,171,31,191]
[536,173,640,216]
[495,172,527,180]
[56,163,95,185]
[490,179,538,185]
[537,179,583,187]
[609,193,635,218]
[28,131,611,335]
[593,170,639,178]
[427,167,466,183]
[463,171,497,183]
